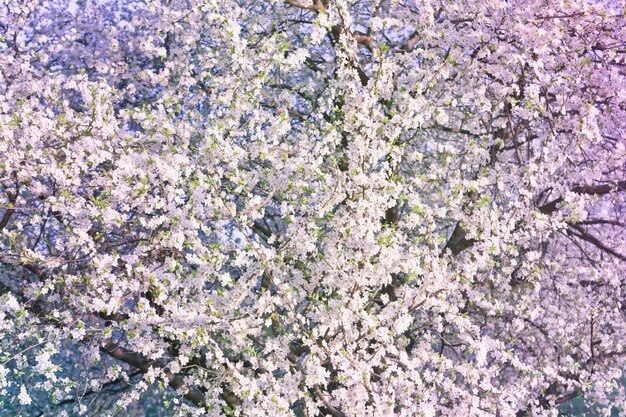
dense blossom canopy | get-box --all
[1,0,625,416]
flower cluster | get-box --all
[0,0,624,416]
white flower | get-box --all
[393,314,413,334]
[311,25,326,45]
[2,294,19,312]
[0,365,8,388]
[18,385,32,405]
[306,364,330,387]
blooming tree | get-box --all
[0,0,625,416]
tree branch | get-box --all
[284,0,325,13]
[313,385,348,417]
[99,339,206,406]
